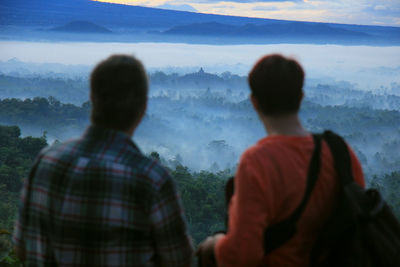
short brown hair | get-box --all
[90,55,148,131]
[248,54,304,116]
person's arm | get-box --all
[215,153,275,267]
[12,151,44,263]
[12,176,29,262]
[197,233,225,267]
[150,173,193,267]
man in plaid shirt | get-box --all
[13,55,193,266]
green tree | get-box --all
[171,165,228,245]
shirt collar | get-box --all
[83,125,141,153]
[257,134,313,145]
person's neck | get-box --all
[260,113,309,137]
[92,124,135,137]
[125,127,135,137]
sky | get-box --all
[95,0,400,27]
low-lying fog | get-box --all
[1,41,400,89]
[1,41,399,178]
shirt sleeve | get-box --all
[12,153,42,249]
[12,177,29,247]
[215,152,273,267]
[149,172,193,267]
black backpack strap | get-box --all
[321,130,354,186]
[264,134,323,253]
[287,134,323,221]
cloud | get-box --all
[100,0,400,26]
[368,5,400,16]
[374,5,387,11]
[197,0,303,2]
[156,3,198,12]
[362,2,400,23]
[252,6,280,11]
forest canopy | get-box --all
[0,69,400,265]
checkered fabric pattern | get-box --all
[13,125,193,266]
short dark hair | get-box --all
[90,55,148,131]
[248,54,304,116]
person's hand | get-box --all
[196,233,225,267]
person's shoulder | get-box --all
[123,150,172,190]
[37,138,81,160]
[240,136,282,161]
[28,139,83,178]
[238,139,275,171]
[240,135,315,169]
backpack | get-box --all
[309,130,400,266]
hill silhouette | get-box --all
[50,21,111,33]
[0,0,399,45]
[164,21,370,38]
[0,0,278,28]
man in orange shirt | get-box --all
[197,54,365,266]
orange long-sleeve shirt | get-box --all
[215,135,365,267]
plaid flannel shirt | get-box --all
[13,125,193,266]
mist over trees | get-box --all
[1,64,400,264]
[0,68,399,176]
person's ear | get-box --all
[250,94,260,113]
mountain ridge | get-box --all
[0,0,399,45]
[163,21,371,38]
[1,0,398,29]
